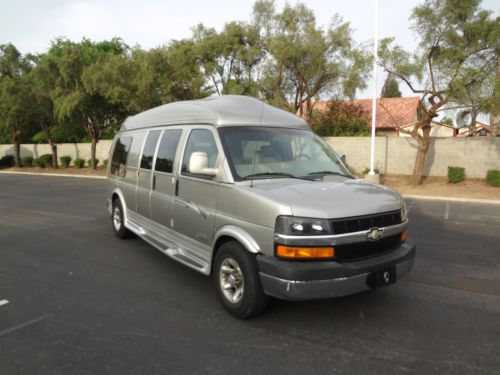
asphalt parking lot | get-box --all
[0,174,499,374]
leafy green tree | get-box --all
[194,21,264,96]
[312,100,370,136]
[48,38,128,169]
[379,0,500,185]
[0,44,35,167]
[381,74,402,98]
[26,54,61,167]
[0,76,35,167]
[253,1,371,124]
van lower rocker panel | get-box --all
[126,210,211,274]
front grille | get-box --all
[335,234,402,262]
[330,210,402,235]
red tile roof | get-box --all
[310,97,421,129]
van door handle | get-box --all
[152,175,156,190]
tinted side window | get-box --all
[155,130,182,174]
[140,130,161,170]
[111,135,133,177]
[182,129,219,176]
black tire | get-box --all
[213,241,269,319]
[111,199,133,239]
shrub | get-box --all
[362,167,380,175]
[486,170,500,187]
[60,156,72,167]
[33,157,46,168]
[87,158,99,167]
[103,159,109,168]
[21,156,34,167]
[38,154,53,167]
[0,155,15,167]
[448,166,465,183]
[312,100,370,136]
[74,158,85,168]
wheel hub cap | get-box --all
[219,257,244,304]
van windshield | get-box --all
[219,127,353,181]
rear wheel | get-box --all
[112,199,133,239]
[213,241,269,318]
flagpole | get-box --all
[369,0,379,175]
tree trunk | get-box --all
[14,140,21,168]
[410,125,431,185]
[50,142,58,169]
[304,98,313,126]
[90,137,97,170]
[44,128,58,169]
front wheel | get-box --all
[111,199,133,239]
[213,241,269,319]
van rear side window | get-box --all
[155,130,182,174]
[140,130,161,170]
[111,136,133,177]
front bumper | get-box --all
[257,239,416,301]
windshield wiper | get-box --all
[243,172,314,180]
[307,171,353,179]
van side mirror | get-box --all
[340,154,346,164]
[189,152,217,176]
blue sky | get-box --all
[1,0,499,99]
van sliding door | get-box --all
[150,129,183,229]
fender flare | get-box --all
[213,225,261,254]
[111,188,129,226]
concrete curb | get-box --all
[0,171,106,180]
[2,171,499,205]
[403,194,500,205]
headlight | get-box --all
[275,216,331,236]
[401,201,408,222]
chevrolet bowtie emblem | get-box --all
[366,227,384,241]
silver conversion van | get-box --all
[106,95,416,318]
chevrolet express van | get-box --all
[106,95,416,318]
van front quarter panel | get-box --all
[214,183,293,257]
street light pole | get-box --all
[369,0,379,175]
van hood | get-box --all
[248,177,403,219]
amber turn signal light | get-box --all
[401,229,408,243]
[276,245,335,259]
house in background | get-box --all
[305,97,500,137]
[399,121,458,137]
[308,97,423,136]
[456,122,495,137]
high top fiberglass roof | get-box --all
[121,95,309,131]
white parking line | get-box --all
[0,299,9,307]
[444,203,450,220]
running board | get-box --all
[141,233,209,273]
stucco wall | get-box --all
[0,140,113,166]
[325,136,500,178]
[1,137,499,178]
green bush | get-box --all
[448,166,465,183]
[362,167,380,175]
[103,159,109,168]
[38,154,53,167]
[60,156,72,167]
[0,155,15,167]
[74,158,85,168]
[486,170,500,187]
[87,158,99,167]
[21,156,34,167]
[34,157,46,168]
